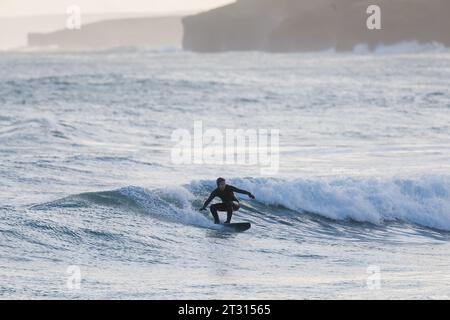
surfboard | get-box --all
[220,222,251,232]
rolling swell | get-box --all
[4,175,446,268]
[32,175,450,233]
[33,185,213,228]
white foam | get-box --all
[353,41,449,54]
[231,176,450,231]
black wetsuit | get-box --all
[201,185,253,224]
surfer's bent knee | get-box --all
[225,201,239,210]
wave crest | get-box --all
[232,176,450,231]
[33,175,450,232]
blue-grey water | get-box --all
[1,45,450,299]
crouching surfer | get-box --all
[199,177,255,224]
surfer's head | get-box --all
[216,177,226,190]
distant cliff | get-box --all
[28,17,182,50]
[182,0,450,52]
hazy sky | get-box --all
[0,0,235,17]
[0,0,235,49]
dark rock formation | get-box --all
[28,16,182,50]
[182,0,450,52]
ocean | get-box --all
[1,44,450,299]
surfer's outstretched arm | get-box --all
[229,185,256,199]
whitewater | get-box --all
[0,45,449,299]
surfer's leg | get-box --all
[224,202,240,224]
[209,204,221,224]
[224,201,235,224]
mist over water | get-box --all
[1,46,450,299]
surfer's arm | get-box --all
[200,191,217,210]
[229,186,255,199]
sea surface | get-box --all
[1,44,450,299]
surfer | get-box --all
[199,178,255,224]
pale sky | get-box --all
[0,0,235,49]
[0,0,235,17]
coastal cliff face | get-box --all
[182,0,450,52]
[28,17,182,50]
